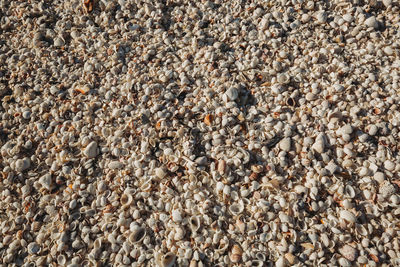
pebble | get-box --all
[226,87,239,101]
[54,37,65,47]
[279,138,291,152]
[83,141,98,158]
[364,16,379,29]
[108,161,124,169]
[39,174,52,190]
[339,245,357,262]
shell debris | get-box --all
[1,0,400,266]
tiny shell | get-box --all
[158,252,176,267]
[204,114,213,126]
[129,227,146,244]
[218,159,226,175]
[229,244,242,263]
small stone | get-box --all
[305,92,316,101]
[50,85,59,95]
[279,138,291,152]
[382,0,392,8]
[22,110,32,119]
[384,46,393,56]
[343,14,354,23]
[364,16,379,29]
[54,37,65,47]
[39,174,52,190]
[15,158,30,172]
[172,210,182,223]
[83,141,98,158]
[341,125,353,135]
[226,87,238,101]
[155,168,166,179]
[384,160,395,171]
[195,156,207,165]
[373,172,385,183]
[108,161,124,169]
[368,125,378,136]
[27,242,41,254]
[276,256,287,267]
[339,245,357,262]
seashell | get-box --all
[277,73,290,84]
[155,168,166,179]
[344,185,355,198]
[82,0,94,13]
[189,216,201,232]
[284,253,297,265]
[327,110,343,122]
[204,114,213,126]
[279,138,291,152]
[364,16,379,29]
[57,254,67,265]
[218,159,226,175]
[339,210,356,223]
[355,224,368,236]
[216,238,229,253]
[339,245,357,262]
[276,256,287,267]
[226,87,239,101]
[39,174,52,190]
[120,193,133,208]
[229,200,244,216]
[229,244,242,263]
[129,227,146,244]
[27,242,41,254]
[172,209,182,223]
[157,252,176,267]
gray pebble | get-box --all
[83,141,98,158]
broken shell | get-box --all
[120,193,133,208]
[129,227,146,244]
[189,216,201,232]
[204,114,213,126]
[229,200,244,216]
[157,252,176,267]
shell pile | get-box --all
[1,0,400,266]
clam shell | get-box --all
[129,227,146,244]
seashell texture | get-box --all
[2,0,400,266]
